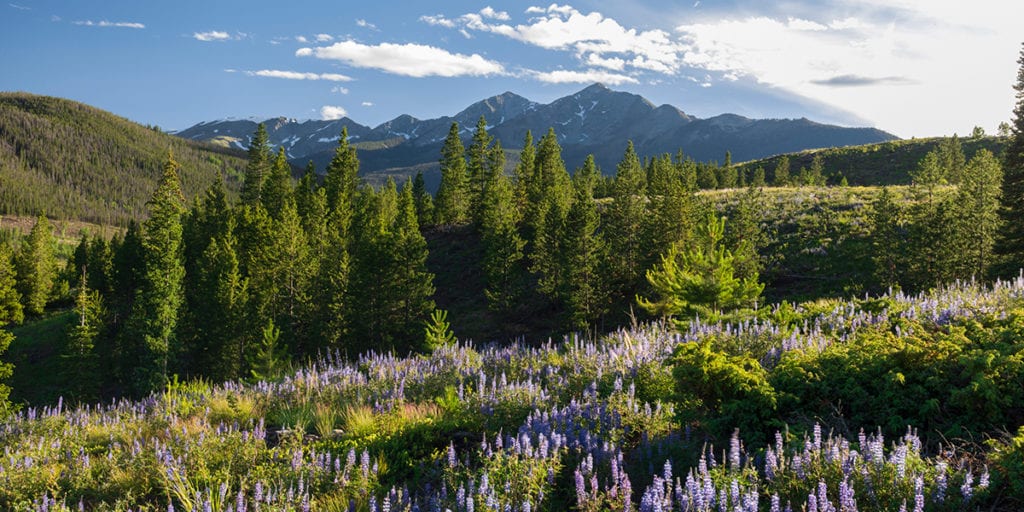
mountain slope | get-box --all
[177,84,897,186]
[734,135,1008,185]
[0,93,248,225]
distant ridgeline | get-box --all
[175,83,897,191]
[0,93,248,225]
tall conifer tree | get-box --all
[435,122,469,225]
[15,215,56,317]
[605,141,648,302]
[241,123,270,205]
[997,43,1024,274]
[132,153,186,393]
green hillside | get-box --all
[0,93,247,225]
[736,135,1008,185]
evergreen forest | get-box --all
[1,42,1024,512]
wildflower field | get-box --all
[4,276,1024,511]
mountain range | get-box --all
[175,84,897,188]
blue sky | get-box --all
[2,0,1020,138]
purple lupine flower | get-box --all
[730,430,742,471]
[448,443,457,468]
[979,467,990,488]
[575,469,587,506]
[935,462,948,502]
[913,476,924,512]
[771,494,781,512]
[961,471,974,502]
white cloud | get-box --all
[420,14,456,28]
[73,20,145,29]
[332,86,350,94]
[320,106,348,120]
[9,3,30,10]
[223,68,237,73]
[531,69,638,85]
[675,0,1022,137]
[315,33,333,42]
[356,19,378,30]
[424,5,683,77]
[299,40,506,78]
[246,69,354,82]
[480,6,510,20]
[361,101,374,107]
[193,30,230,41]
[295,35,308,43]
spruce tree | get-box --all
[295,160,318,223]
[514,130,535,214]
[412,171,435,226]
[605,141,648,302]
[467,116,493,224]
[937,135,966,184]
[0,242,18,417]
[949,149,1003,279]
[526,128,573,241]
[996,43,1024,274]
[263,147,293,220]
[645,154,693,265]
[435,122,469,225]
[392,181,435,351]
[481,173,525,312]
[871,187,904,290]
[132,152,186,393]
[562,186,607,331]
[15,215,56,317]
[725,186,766,280]
[241,123,271,205]
[184,220,248,381]
[572,154,602,198]
[773,156,791,186]
[323,126,360,216]
[63,270,103,403]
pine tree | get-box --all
[562,186,607,331]
[131,152,187,393]
[481,173,525,312]
[423,309,456,351]
[248,319,288,381]
[412,171,435,226]
[725,186,766,280]
[527,128,572,235]
[949,149,1003,279]
[188,225,248,381]
[937,135,966,184]
[751,167,766,187]
[637,215,763,321]
[807,154,826,186]
[531,193,569,302]
[572,154,602,197]
[86,234,112,296]
[773,156,791,186]
[295,160,318,223]
[996,43,1024,274]
[392,182,435,351]
[435,122,469,225]
[323,126,360,216]
[467,116,493,224]
[871,187,905,290]
[514,130,535,215]
[241,123,271,205]
[309,202,349,352]
[605,141,648,303]
[645,154,693,264]
[0,242,18,417]
[63,270,103,403]
[15,215,56,316]
[263,147,293,220]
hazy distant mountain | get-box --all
[176,83,897,188]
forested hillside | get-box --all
[736,134,1008,186]
[0,93,248,225]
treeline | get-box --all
[0,93,247,225]
[0,114,1014,405]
